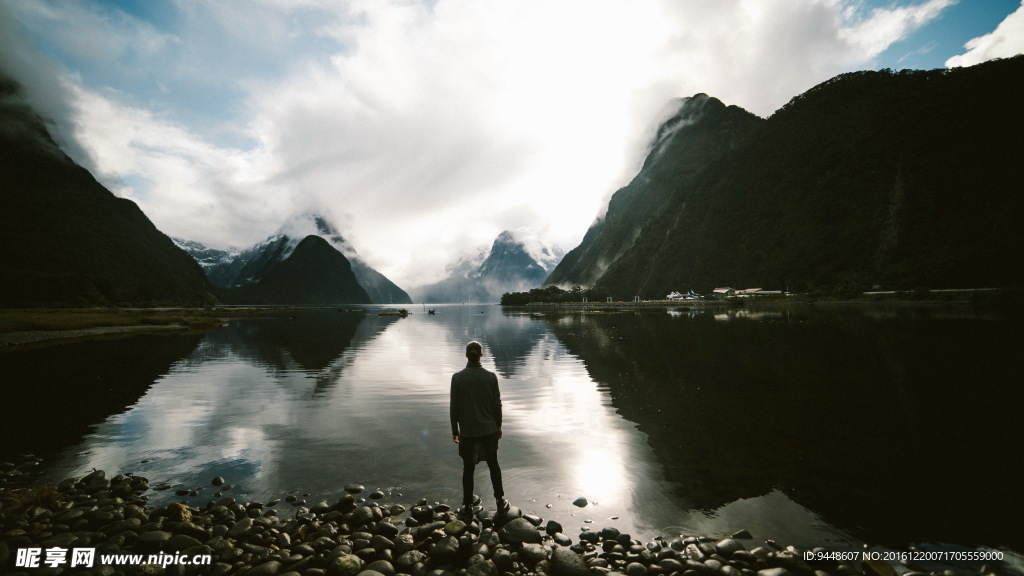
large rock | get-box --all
[166,534,203,551]
[499,518,541,544]
[518,543,548,567]
[365,560,396,576]
[716,538,746,557]
[550,547,589,576]
[492,548,513,572]
[444,520,468,537]
[227,518,254,539]
[351,506,375,527]
[135,530,171,552]
[430,535,461,563]
[396,550,427,572]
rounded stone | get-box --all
[393,534,415,555]
[660,558,685,573]
[572,497,588,508]
[626,562,648,576]
[227,518,254,539]
[430,535,460,562]
[395,550,427,572]
[716,539,746,557]
[758,569,795,576]
[444,520,468,537]
[721,565,744,576]
[492,549,513,571]
[499,517,542,544]
[136,530,172,551]
[519,543,548,567]
[351,506,375,527]
[366,560,396,576]
[247,560,283,576]
[410,505,434,523]
[551,547,589,576]
[345,484,366,494]
[373,521,400,540]
[328,554,366,576]
[166,534,203,550]
[465,559,498,576]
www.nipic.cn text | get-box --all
[14,547,213,569]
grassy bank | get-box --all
[0,308,234,333]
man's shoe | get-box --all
[458,505,474,520]
[496,497,511,515]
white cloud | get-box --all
[839,0,955,56]
[2,0,962,288]
[946,1,1024,67]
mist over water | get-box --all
[4,303,1021,552]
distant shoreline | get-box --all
[504,298,986,309]
[0,307,274,350]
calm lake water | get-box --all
[3,303,1022,552]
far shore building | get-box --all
[715,287,784,297]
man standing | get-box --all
[450,340,510,518]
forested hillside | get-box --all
[546,56,1024,297]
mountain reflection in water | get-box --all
[8,304,1022,552]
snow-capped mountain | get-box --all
[175,213,411,305]
[411,229,563,303]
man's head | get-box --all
[466,341,483,362]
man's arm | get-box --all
[491,373,502,434]
[450,375,461,441]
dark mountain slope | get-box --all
[546,95,762,289]
[231,235,371,305]
[0,77,216,307]
[179,213,412,305]
[546,56,1024,297]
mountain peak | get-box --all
[494,230,517,245]
[412,230,563,303]
[491,228,564,273]
[276,211,346,247]
[177,211,412,304]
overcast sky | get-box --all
[2,0,1022,288]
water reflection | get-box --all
[12,304,1022,552]
[539,303,1024,550]
[0,332,206,461]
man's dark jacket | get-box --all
[450,361,502,438]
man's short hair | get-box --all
[466,341,483,360]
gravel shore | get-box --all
[1,458,1018,576]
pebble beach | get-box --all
[1,456,1019,576]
